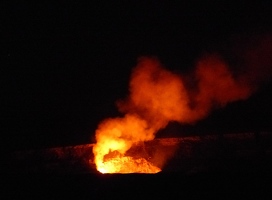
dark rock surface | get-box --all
[2,132,272,199]
[3,132,272,174]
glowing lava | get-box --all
[97,156,161,174]
[92,114,161,173]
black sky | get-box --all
[2,1,272,151]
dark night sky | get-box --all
[2,1,272,151]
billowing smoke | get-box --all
[118,55,253,125]
[117,57,190,129]
[93,35,272,170]
[189,54,253,121]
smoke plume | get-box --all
[93,35,272,170]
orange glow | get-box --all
[92,56,257,174]
[92,114,159,173]
[118,57,191,126]
[98,156,161,174]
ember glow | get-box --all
[93,114,159,173]
[92,54,262,174]
[98,156,161,174]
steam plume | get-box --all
[93,35,272,170]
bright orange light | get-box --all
[92,114,160,173]
[92,56,255,174]
[96,156,161,174]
